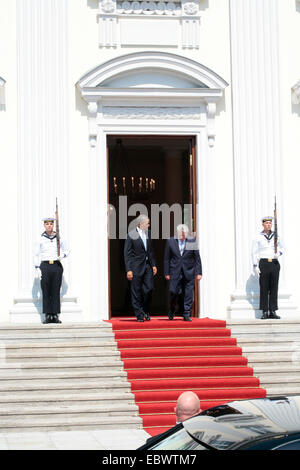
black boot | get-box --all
[269,311,280,319]
[261,311,269,319]
[42,314,51,324]
[52,315,62,324]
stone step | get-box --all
[2,340,118,349]
[265,386,300,396]
[247,355,296,365]
[0,391,135,404]
[0,360,124,371]
[229,326,300,336]
[2,349,121,363]
[0,402,139,416]
[236,336,300,347]
[242,344,299,353]
[0,322,112,332]
[0,333,115,344]
[0,378,131,393]
[0,322,115,344]
[227,319,300,326]
[0,369,127,380]
[0,415,143,433]
[253,365,300,375]
[259,375,300,386]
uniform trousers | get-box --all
[130,262,154,320]
[40,261,63,314]
[259,259,280,312]
[170,270,194,318]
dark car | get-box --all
[138,395,300,450]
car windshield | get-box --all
[149,427,208,450]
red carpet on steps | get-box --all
[107,317,266,436]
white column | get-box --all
[11,0,81,322]
[228,0,296,318]
[89,121,110,321]
[196,128,218,318]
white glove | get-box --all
[34,267,41,279]
[274,252,280,259]
[253,265,260,276]
[58,254,66,261]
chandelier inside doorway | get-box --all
[110,138,156,200]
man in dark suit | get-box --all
[124,214,157,322]
[164,224,202,321]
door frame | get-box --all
[106,134,199,319]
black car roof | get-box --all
[183,396,300,450]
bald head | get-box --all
[175,391,201,423]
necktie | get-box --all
[141,231,147,250]
[179,240,185,256]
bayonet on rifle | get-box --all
[274,196,278,254]
[55,198,61,258]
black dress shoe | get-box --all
[144,313,151,321]
[261,311,269,319]
[137,317,144,322]
[269,311,280,319]
[42,314,51,324]
[52,315,62,324]
[183,316,192,322]
[168,312,174,320]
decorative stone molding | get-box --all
[97,0,201,48]
[77,51,228,147]
[292,80,300,105]
[205,102,216,147]
[87,101,99,146]
[0,76,5,107]
[103,106,202,119]
[116,1,181,15]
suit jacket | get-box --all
[124,228,156,276]
[164,237,202,281]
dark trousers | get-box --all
[130,263,154,319]
[170,272,194,318]
[259,259,280,311]
[40,261,63,314]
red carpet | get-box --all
[107,317,266,436]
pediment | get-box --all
[77,51,228,91]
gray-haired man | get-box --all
[164,224,202,321]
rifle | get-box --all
[55,198,61,257]
[274,196,278,254]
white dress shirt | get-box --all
[252,231,283,266]
[137,227,147,250]
[34,232,69,267]
[178,239,186,255]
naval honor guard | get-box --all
[34,217,69,324]
[252,216,283,319]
